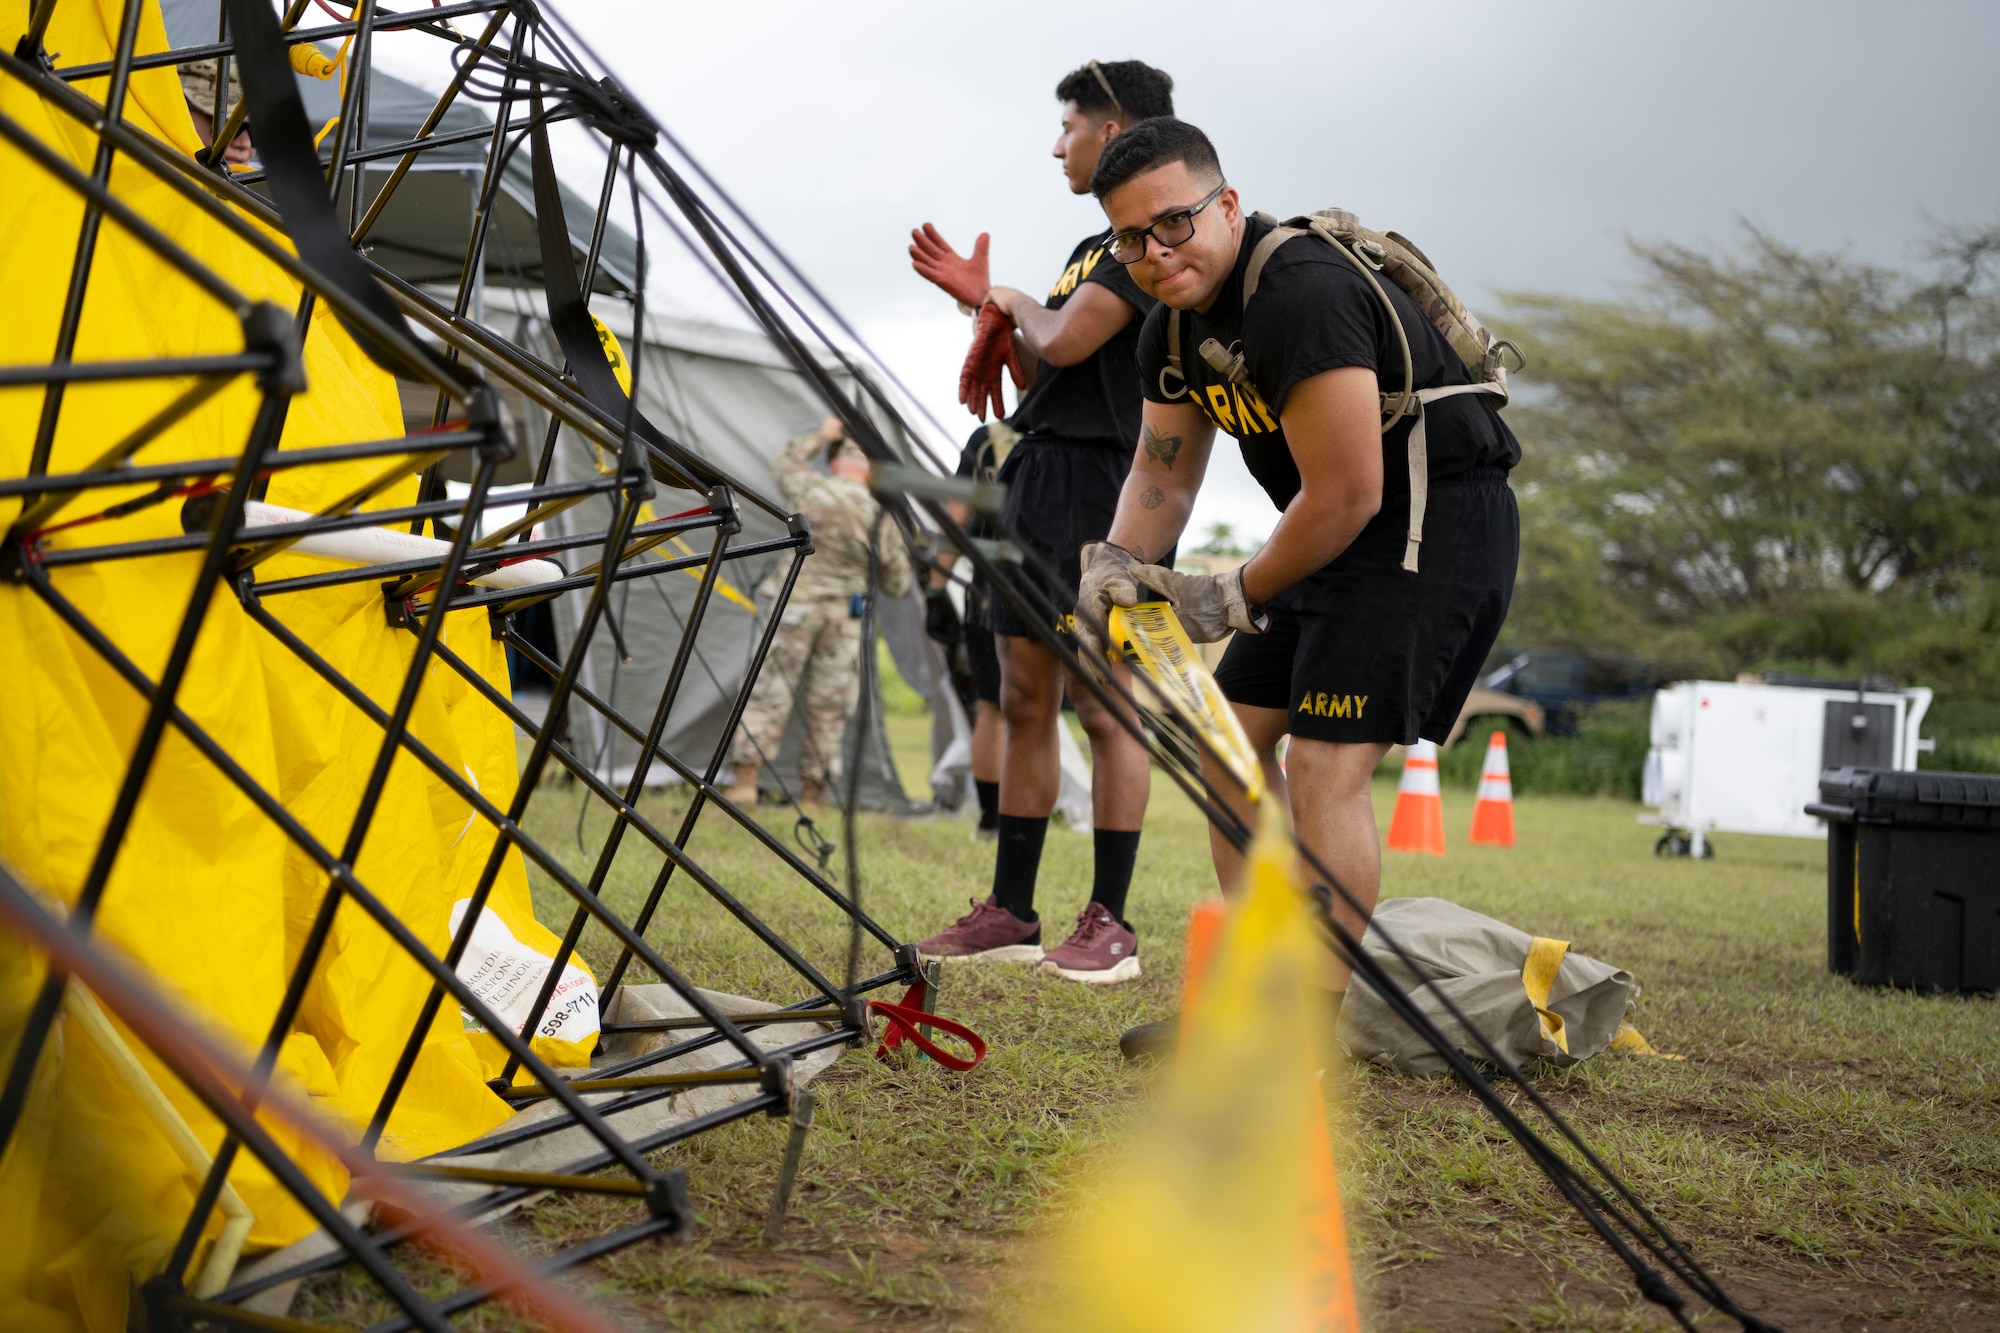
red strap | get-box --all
[867,983,987,1072]
[636,503,713,527]
[28,476,225,541]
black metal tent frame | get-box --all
[0,0,1784,1329]
[0,1,949,1328]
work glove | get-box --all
[1126,563,1270,644]
[958,304,1025,422]
[1073,540,1143,663]
[909,223,991,309]
[924,587,964,646]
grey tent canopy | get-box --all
[478,293,967,816]
[160,1,965,814]
[160,0,639,294]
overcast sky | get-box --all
[387,0,2000,542]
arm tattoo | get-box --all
[1142,424,1183,470]
[1139,485,1165,510]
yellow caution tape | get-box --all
[1108,601,1264,802]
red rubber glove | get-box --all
[910,223,991,309]
[958,304,1025,421]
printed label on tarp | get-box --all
[448,899,600,1046]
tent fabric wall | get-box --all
[487,298,968,813]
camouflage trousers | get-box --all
[730,596,862,787]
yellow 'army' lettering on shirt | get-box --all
[1196,379,1279,437]
[1048,246,1106,300]
[1296,692,1368,719]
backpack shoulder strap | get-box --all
[1240,212,1415,423]
[1242,216,1308,312]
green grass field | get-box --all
[298,716,1999,1331]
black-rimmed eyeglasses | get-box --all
[1105,183,1226,265]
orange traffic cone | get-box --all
[1385,739,1447,855]
[1175,898,1229,1053]
[1469,729,1516,847]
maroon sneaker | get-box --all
[916,896,1044,964]
[1039,902,1140,984]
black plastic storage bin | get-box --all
[1807,768,2000,992]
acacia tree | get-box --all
[1500,224,2000,688]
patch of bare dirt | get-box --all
[1367,1234,2000,1332]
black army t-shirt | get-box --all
[1009,229,1155,452]
[1136,214,1520,511]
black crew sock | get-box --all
[975,779,1000,831]
[991,815,1048,922]
[1090,828,1143,925]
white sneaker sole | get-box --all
[935,943,1046,964]
[1039,955,1142,985]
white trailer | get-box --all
[1641,680,1933,855]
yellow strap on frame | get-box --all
[1522,935,1571,1054]
[1525,934,1683,1060]
[1108,601,1265,802]
[1609,1023,1682,1059]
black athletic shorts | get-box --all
[965,606,1001,704]
[983,437,1129,638]
[1212,470,1518,745]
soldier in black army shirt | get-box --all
[1071,118,1521,1057]
[907,61,1176,985]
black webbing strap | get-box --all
[222,0,472,391]
[526,110,714,491]
[527,106,630,415]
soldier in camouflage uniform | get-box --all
[727,418,912,807]
[177,55,255,166]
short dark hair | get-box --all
[1090,117,1223,199]
[1054,60,1174,125]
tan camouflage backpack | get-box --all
[1163,209,1523,573]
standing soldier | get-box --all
[905,59,1176,985]
[174,51,255,165]
[728,417,911,808]
[922,421,1018,840]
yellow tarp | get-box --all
[0,4,590,1328]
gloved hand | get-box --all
[909,223,991,309]
[924,587,964,646]
[1073,541,1142,662]
[958,304,1025,421]
[1126,563,1270,644]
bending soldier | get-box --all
[1074,120,1522,1056]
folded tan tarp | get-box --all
[1339,897,1667,1076]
